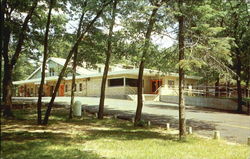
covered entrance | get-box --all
[151,80,162,94]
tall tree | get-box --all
[37,0,54,124]
[69,1,87,119]
[177,0,186,139]
[134,0,164,125]
[2,0,38,117]
[222,0,249,112]
[98,0,118,119]
[42,0,112,125]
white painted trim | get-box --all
[26,66,42,80]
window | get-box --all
[125,78,138,87]
[79,83,82,91]
[49,68,55,76]
[98,67,102,73]
[31,88,33,96]
[65,85,68,92]
[168,80,175,88]
[108,78,124,87]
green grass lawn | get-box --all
[1,107,250,159]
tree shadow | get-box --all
[84,129,178,141]
[1,131,108,159]
[84,105,216,131]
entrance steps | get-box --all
[127,94,159,101]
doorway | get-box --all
[59,84,64,96]
[151,80,162,94]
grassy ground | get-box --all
[1,107,250,159]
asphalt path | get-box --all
[13,96,250,144]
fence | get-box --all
[159,85,250,98]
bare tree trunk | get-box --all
[178,0,186,139]
[2,0,38,117]
[42,1,112,125]
[98,0,117,119]
[37,0,53,124]
[236,49,242,112]
[134,4,159,125]
[69,9,86,119]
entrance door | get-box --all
[59,84,64,96]
[151,80,162,94]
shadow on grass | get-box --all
[2,140,106,159]
[1,130,109,159]
[83,129,178,141]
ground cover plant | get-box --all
[1,107,250,159]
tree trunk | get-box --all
[37,0,53,124]
[215,77,220,97]
[236,50,242,112]
[2,0,38,117]
[2,12,12,116]
[134,5,159,125]
[69,51,77,119]
[245,66,249,98]
[0,0,5,112]
[69,11,85,119]
[178,0,186,139]
[2,63,13,117]
[42,1,111,125]
[98,0,117,119]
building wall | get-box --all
[159,77,198,95]
[16,73,199,97]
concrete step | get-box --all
[127,94,159,101]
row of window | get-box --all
[108,78,138,87]
[64,78,138,92]
[65,83,83,92]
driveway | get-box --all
[13,96,250,144]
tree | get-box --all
[37,0,54,124]
[69,1,87,119]
[134,0,165,125]
[225,1,249,112]
[177,0,186,139]
[98,0,118,119]
[42,0,112,125]
[2,0,38,117]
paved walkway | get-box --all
[13,97,250,144]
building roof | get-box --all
[14,57,201,85]
[14,76,59,85]
[14,68,201,85]
[49,57,98,75]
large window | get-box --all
[108,78,124,87]
[125,78,138,87]
[49,68,55,76]
[65,84,68,92]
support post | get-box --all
[148,121,151,127]
[166,123,170,130]
[188,127,192,134]
[213,131,220,140]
